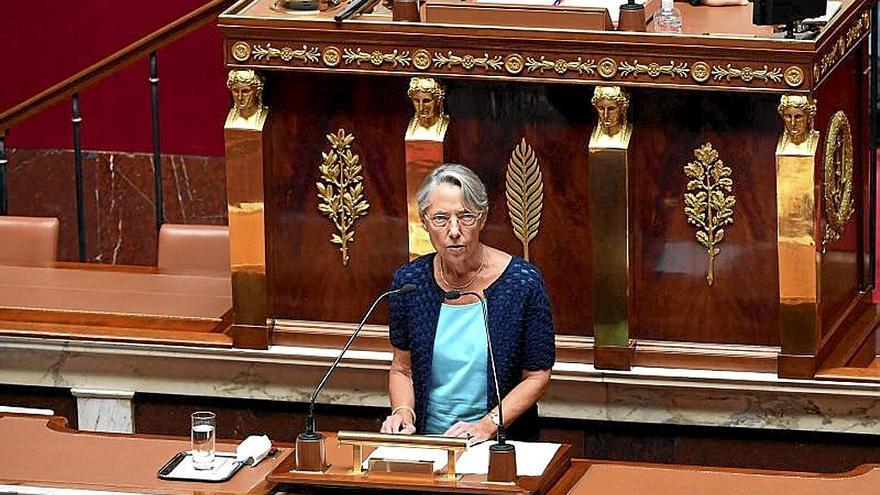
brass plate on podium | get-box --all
[268,432,573,494]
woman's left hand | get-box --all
[443,419,496,446]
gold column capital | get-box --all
[589,86,632,150]
[226,69,269,131]
[406,77,449,142]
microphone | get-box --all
[295,283,416,471]
[443,290,507,446]
[334,0,380,21]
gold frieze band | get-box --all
[227,40,810,92]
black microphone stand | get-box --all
[295,284,416,472]
[444,289,517,482]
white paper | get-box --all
[363,446,450,472]
[167,453,239,481]
[236,434,272,466]
[806,1,842,23]
[455,441,560,476]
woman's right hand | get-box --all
[380,412,416,434]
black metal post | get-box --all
[72,93,86,262]
[0,133,7,216]
[149,52,164,231]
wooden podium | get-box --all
[218,0,876,378]
[268,432,572,494]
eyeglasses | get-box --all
[425,211,482,229]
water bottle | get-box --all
[654,0,683,33]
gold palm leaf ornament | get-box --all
[505,138,544,261]
[683,143,736,287]
[317,129,370,266]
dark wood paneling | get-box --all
[136,393,880,474]
[629,90,781,345]
[263,71,865,346]
[445,81,593,334]
[0,384,77,428]
[265,75,593,334]
[815,49,863,341]
[134,393,383,440]
[265,72,411,324]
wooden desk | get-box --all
[3,414,877,495]
[0,263,233,346]
[549,459,880,495]
[0,414,287,494]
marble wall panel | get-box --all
[5,148,226,265]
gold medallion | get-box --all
[691,61,710,83]
[413,49,432,70]
[231,41,252,62]
[784,66,805,88]
[504,54,525,75]
[598,58,617,79]
[322,46,342,67]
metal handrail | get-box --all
[0,0,232,134]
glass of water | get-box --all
[191,411,216,470]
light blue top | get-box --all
[423,301,488,434]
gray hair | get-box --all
[416,164,489,215]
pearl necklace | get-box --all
[439,250,485,290]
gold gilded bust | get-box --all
[405,77,449,142]
[777,95,818,156]
[589,86,632,150]
[225,69,268,130]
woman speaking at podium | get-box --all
[381,164,555,443]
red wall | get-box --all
[0,1,228,156]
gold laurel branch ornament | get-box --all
[822,111,854,245]
[317,129,370,266]
[683,143,736,287]
[505,138,544,262]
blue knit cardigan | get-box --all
[389,253,555,439]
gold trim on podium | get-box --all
[588,86,634,369]
[775,95,820,368]
[337,431,468,479]
[225,69,271,349]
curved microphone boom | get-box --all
[334,0,380,22]
[302,283,417,438]
[443,289,507,445]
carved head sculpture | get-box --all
[777,95,817,145]
[591,86,630,137]
[407,77,446,129]
[226,69,265,120]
